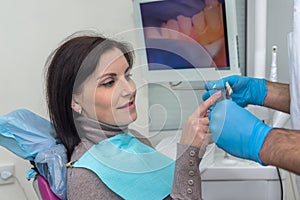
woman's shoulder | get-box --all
[67,165,123,199]
[67,142,124,200]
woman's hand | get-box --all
[180,91,221,149]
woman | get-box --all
[45,32,221,200]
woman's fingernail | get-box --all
[215,90,222,96]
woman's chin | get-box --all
[117,113,137,127]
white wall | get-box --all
[0,0,296,199]
[0,1,138,199]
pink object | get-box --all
[37,175,60,200]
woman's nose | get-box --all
[120,79,136,97]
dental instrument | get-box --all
[268,45,290,128]
[270,45,277,82]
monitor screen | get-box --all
[133,0,240,82]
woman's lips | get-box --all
[117,101,136,110]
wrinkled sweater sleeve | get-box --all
[170,143,203,200]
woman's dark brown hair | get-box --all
[45,32,134,159]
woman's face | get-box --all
[73,48,137,126]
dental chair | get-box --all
[0,109,67,200]
[33,174,60,200]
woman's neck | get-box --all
[74,114,129,144]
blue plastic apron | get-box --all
[73,133,175,200]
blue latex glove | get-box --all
[209,100,272,164]
[202,75,268,107]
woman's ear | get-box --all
[71,98,82,114]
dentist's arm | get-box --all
[209,100,300,175]
[264,81,290,113]
[260,128,300,175]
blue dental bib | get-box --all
[73,133,175,200]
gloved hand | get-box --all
[209,100,272,164]
[202,75,268,107]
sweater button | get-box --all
[189,150,196,157]
[187,188,193,194]
[188,179,194,186]
[188,170,195,177]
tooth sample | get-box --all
[177,15,192,36]
[205,4,224,43]
[177,15,197,41]
[192,11,206,33]
[144,27,163,39]
[204,4,221,31]
[191,2,224,45]
[192,11,210,44]
[161,22,170,39]
[166,19,180,39]
[205,0,219,7]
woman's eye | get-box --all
[125,73,132,80]
[100,80,115,87]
